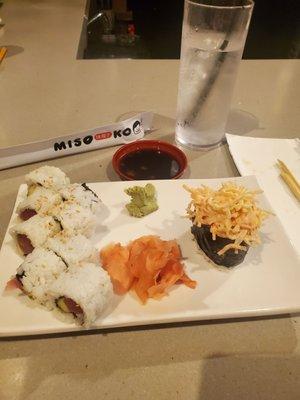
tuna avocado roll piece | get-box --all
[14,247,67,306]
[184,182,270,268]
[50,201,97,238]
[45,232,98,268]
[59,183,102,215]
[17,186,62,220]
[11,215,61,255]
[25,165,70,192]
[49,263,113,326]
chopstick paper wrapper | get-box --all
[0,112,153,170]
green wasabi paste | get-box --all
[125,183,158,217]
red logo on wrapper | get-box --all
[94,132,112,140]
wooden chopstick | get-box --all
[277,159,300,202]
[0,47,7,64]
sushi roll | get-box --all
[184,182,270,267]
[45,232,98,267]
[49,263,113,326]
[17,186,62,221]
[51,201,97,238]
[14,248,67,306]
[25,165,70,193]
[11,215,61,255]
[59,183,102,215]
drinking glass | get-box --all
[175,0,254,149]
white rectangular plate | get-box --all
[226,134,300,255]
[0,176,299,337]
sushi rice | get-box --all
[59,183,102,215]
[51,201,97,237]
[11,215,61,252]
[49,263,113,326]
[45,232,98,267]
[17,186,62,218]
[16,248,67,306]
[25,165,70,191]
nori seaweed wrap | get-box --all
[191,224,249,267]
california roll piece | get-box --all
[49,263,113,326]
[59,183,102,215]
[14,248,67,306]
[45,232,98,267]
[184,182,270,267]
[25,165,70,192]
[51,201,96,237]
[17,186,62,220]
[11,215,61,255]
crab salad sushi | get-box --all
[184,182,270,267]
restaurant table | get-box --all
[0,1,300,399]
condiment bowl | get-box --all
[112,140,187,181]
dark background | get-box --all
[87,0,300,59]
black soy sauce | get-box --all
[119,149,180,180]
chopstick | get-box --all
[0,46,7,64]
[277,159,300,202]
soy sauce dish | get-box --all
[112,140,187,180]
